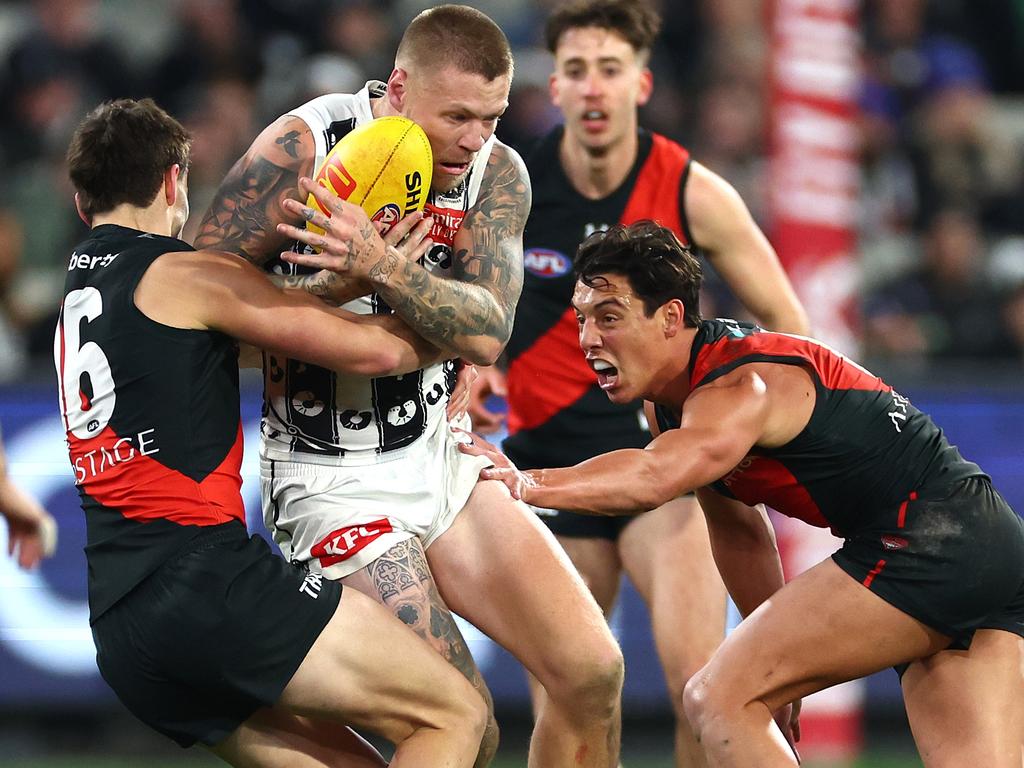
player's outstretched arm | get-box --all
[460,370,769,514]
[137,250,445,377]
[195,116,371,305]
[281,143,530,365]
[686,161,810,335]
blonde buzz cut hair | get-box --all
[396,4,514,81]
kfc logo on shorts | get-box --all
[371,203,402,235]
[312,519,394,567]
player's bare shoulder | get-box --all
[195,115,316,265]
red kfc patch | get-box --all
[312,519,394,567]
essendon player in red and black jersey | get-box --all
[651,319,984,536]
[462,221,1024,767]
[57,98,486,767]
[468,1,808,761]
[57,225,246,619]
[503,126,694,462]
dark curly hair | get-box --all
[574,221,703,326]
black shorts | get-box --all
[91,522,342,748]
[833,476,1024,650]
[534,506,634,540]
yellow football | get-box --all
[306,116,432,238]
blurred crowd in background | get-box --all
[0,0,1022,383]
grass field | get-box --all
[0,712,923,767]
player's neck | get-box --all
[92,203,177,239]
[648,327,699,406]
[559,128,638,200]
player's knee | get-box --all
[551,640,624,719]
[682,666,735,739]
[665,656,714,719]
[683,668,713,730]
[436,686,489,751]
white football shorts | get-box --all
[259,417,492,580]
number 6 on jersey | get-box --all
[55,287,116,438]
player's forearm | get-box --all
[270,270,370,306]
[757,300,811,337]
[706,506,785,618]
[358,314,450,375]
[365,248,509,365]
[521,449,683,515]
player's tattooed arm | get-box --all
[195,116,313,265]
[194,116,370,303]
[266,270,370,306]
[368,142,529,365]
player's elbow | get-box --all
[458,336,506,367]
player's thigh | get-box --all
[902,629,1024,768]
[278,586,481,744]
[339,538,495,709]
[428,479,619,683]
[619,497,727,678]
[554,534,623,615]
[212,709,386,768]
[693,557,950,712]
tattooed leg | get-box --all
[341,538,499,767]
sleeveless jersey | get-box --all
[653,319,986,537]
[504,126,694,468]
[261,81,496,465]
[53,225,245,621]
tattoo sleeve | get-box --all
[194,116,314,266]
[370,142,530,359]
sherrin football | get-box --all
[306,116,432,237]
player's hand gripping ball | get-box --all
[306,116,433,241]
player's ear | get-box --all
[637,67,654,107]
[549,71,560,107]
[74,193,91,227]
[387,68,408,112]
[662,298,684,337]
[164,165,180,207]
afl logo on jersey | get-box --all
[524,248,571,279]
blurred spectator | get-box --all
[906,39,1020,229]
[0,211,28,382]
[1001,284,1024,360]
[0,0,134,168]
[150,0,262,118]
[320,1,396,80]
[864,206,1008,360]
[179,78,259,245]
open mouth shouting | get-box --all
[590,358,619,390]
